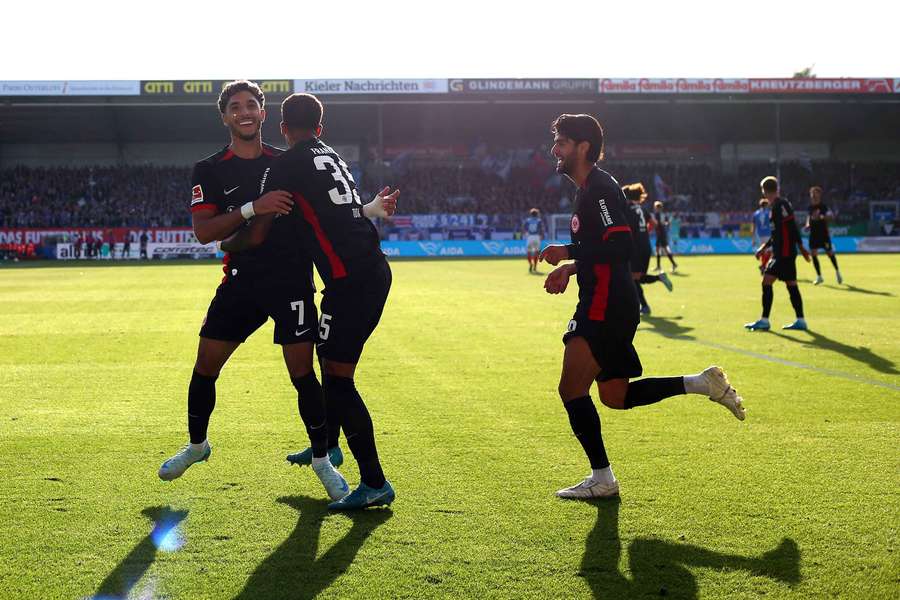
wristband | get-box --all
[240,202,255,220]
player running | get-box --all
[157,80,349,502]
[652,200,677,273]
[540,114,745,499]
[523,208,545,273]
[751,198,772,274]
[622,183,672,316]
[224,93,398,510]
[745,177,811,331]
[806,186,843,285]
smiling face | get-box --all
[551,133,586,176]
[221,90,265,142]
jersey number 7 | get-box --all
[314,155,361,206]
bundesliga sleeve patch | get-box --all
[191,185,204,206]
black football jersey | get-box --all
[261,138,383,285]
[808,203,830,236]
[625,202,652,251]
[190,143,312,285]
[770,197,803,258]
[568,168,638,323]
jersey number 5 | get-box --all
[314,155,361,206]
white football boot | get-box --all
[702,366,746,421]
[158,442,211,481]
[556,476,620,499]
[312,460,350,501]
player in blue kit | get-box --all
[523,208,545,273]
[751,198,772,274]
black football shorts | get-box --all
[763,256,798,282]
[563,314,643,382]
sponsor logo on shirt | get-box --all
[571,214,580,233]
[191,185,204,205]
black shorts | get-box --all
[562,315,643,382]
[632,247,651,274]
[809,233,832,251]
[317,259,391,364]
[764,256,798,282]
[200,275,317,345]
[656,232,668,248]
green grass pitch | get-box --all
[0,255,898,599]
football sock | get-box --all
[683,373,710,395]
[829,254,839,270]
[623,377,686,408]
[187,371,217,445]
[656,254,662,271]
[324,375,385,488]
[635,282,647,307]
[762,284,773,318]
[291,373,327,458]
[639,274,660,284]
[812,255,821,275]
[592,466,616,485]
[788,285,804,318]
[668,253,677,268]
[564,396,610,469]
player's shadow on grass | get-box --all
[580,498,800,599]
[232,495,392,600]
[639,315,696,340]
[92,506,188,600]
[770,330,899,375]
[824,284,894,297]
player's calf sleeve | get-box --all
[829,253,839,269]
[762,284,773,318]
[563,396,610,469]
[812,255,821,275]
[324,375,385,488]
[788,285,804,318]
[639,274,660,284]
[187,371,217,444]
[623,377,686,408]
[291,373,327,457]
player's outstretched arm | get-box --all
[362,187,400,219]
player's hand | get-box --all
[539,244,569,266]
[544,265,574,294]
[363,186,400,218]
[801,247,811,262]
[254,191,293,216]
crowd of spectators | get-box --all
[2,159,899,230]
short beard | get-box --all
[230,123,261,142]
[555,159,569,175]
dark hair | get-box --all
[281,93,324,131]
[622,183,647,202]
[760,176,779,193]
[551,114,604,162]
[218,80,265,114]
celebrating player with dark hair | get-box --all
[157,80,351,502]
[806,186,843,285]
[745,176,811,331]
[223,92,400,510]
[540,114,745,499]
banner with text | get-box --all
[598,78,896,95]
[449,78,596,94]
[293,79,448,95]
[140,80,293,97]
[0,81,140,96]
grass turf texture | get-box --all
[0,255,897,599]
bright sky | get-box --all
[4,0,897,79]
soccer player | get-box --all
[122,233,131,260]
[224,92,398,510]
[523,208,544,273]
[751,198,772,274]
[806,186,842,285]
[622,183,672,316]
[652,200,677,273]
[157,80,350,501]
[139,232,148,260]
[540,114,745,499]
[745,177,811,331]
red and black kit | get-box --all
[563,167,642,381]
[763,196,804,282]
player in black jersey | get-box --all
[158,81,351,501]
[223,93,399,510]
[622,183,672,316]
[652,200,678,273]
[539,114,745,500]
[745,176,811,331]
[805,186,843,285]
